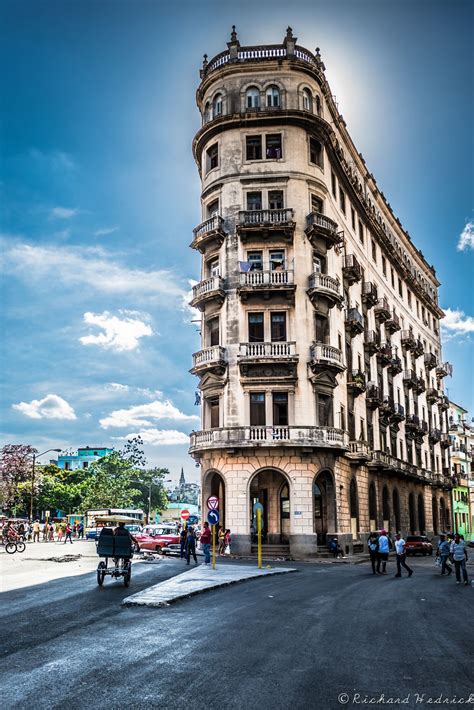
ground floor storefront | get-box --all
[200,448,452,557]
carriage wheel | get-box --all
[16,541,26,553]
[97,561,106,586]
[123,562,131,587]
[5,542,17,554]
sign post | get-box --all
[253,502,264,569]
[180,509,190,530]
[207,509,220,570]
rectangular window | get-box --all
[247,251,263,270]
[340,404,346,430]
[83,461,88,469]
[311,194,323,213]
[270,250,285,270]
[313,254,323,273]
[309,137,322,167]
[416,300,419,317]
[268,190,283,209]
[209,397,220,428]
[250,392,266,426]
[270,312,286,342]
[407,290,412,308]
[246,135,262,161]
[248,312,264,342]
[266,134,282,159]
[351,208,355,230]
[339,187,346,214]
[206,143,218,172]
[358,220,364,245]
[273,392,288,426]
[246,191,262,210]
[208,257,220,277]
[315,314,330,344]
[360,418,366,441]
[207,199,219,217]
[331,171,337,198]
[208,317,219,346]
[398,278,403,298]
[391,268,395,288]
[371,240,377,263]
[317,393,333,427]
[382,256,387,276]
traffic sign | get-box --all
[187,515,199,525]
[253,502,264,514]
[180,509,190,521]
[207,509,220,526]
[207,495,219,510]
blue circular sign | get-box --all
[187,515,199,525]
[207,510,220,526]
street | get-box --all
[1,546,473,709]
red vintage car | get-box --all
[133,525,180,553]
[404,535,433,556]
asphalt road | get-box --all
[1,555,473,709]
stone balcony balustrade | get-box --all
[191,345,227,376]
[237,208,295,242]
[190,276,225,311]
[305,211,342,251]
[191,215,226,253]
[307,273,343,308]
[238,268,296,301]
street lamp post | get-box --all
[30,448,62,521]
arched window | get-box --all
[350,479,359,537]
[382,486,390,526]
[266,85,280,108]
[204,102,211,124]
[303,88,313,112]
[246,87,260,109]
[368,483,377,527]
[409,493,416,534]
[418,494,425,534]
[316,95,321,116]
[212,93,223,119]
[393,489,401,532]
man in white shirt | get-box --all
[394,533,413,577]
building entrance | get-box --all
[313,470,336,545]
[249,469,289,544]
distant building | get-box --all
[448,401,474,539]
[168,467,200,507]
[58,446,113,471]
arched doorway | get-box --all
[409,493,416,534]
[249,469,290,545]
[208,471,226,531]
[368,482,377,531]
[418,494,425,534]
[439,498,446,531]
[313,470,336,545]
[349,479,359,540]
[392,488,401,532]
[432,497,438,535]
[382,486,390,531]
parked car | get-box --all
[86,528,99,540]
[405,535,433,556]
[134,526,180,553]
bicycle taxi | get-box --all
[95,515,137,587]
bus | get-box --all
[86,508,144,529]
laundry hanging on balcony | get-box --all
[239,261,252,272]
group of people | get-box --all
[435,533,470,585]
[179,524,231,565]
[1,519,85,543]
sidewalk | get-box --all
[122,563,297,608]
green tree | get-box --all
[133,467,169,514]
[36,464,89,514]
[80,452,142,511]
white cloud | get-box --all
[13,394,76,420]
[116,429,190,446]
[106,383,163,399]
[441,308,474,340]
[457,221,474,251]
[1,240,188,305]
[94,226,118,237]
[79,311,153,352]
[50,207,80,219]
[100,399,199,429]
[30,149,76,172]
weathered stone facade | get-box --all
[189,28,453,557]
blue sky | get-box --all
[1,0,473,482]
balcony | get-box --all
[238,341,298,381]
[307,273,343,309]
[429,429,442,444]
[391,403,405,423]
[436,362,453,379]
[380,396,395,417]
[191,346,227,377]
[406,414,421,437]
[374,297,391,323]
[424,352,438,371]
[304,211,342,251]
[189,426,349,455]
[377,342,392,366]
[367,450,397,472]
[345,307,364,336]
[401,330,417,351]
[413,339,424,358]
[366,384,382,409]
[385,311,401,334]
[388,355,403,375]
[438,395,449,411]
[403,369,418,389]
[309,343,345,374]
[362,281,378,308]
[190,276,225,311]
[342,254,362,285]
[238,269,296,302]
[237,208,295,242]
[415,376,426,395]
[347,441,371,462]
[191,215,226,253]
[239,341,297,361]
[364,330,381,355]
[440,433,453,449]
[426,388,439,404]
[347,370,367,395]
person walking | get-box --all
[436,534,452,576]
[394,533,413,577]
[57,523,63,543]
[185,527,198,565]
[48,523,55,542]
[218,526,226,555]
[224,529,231,555]
[77,521,84,539]
[200,521,212,565]
[367,532,379,574]
[450,533,469,585]
[64,523,73,544]
[376,529,390,574]
[179,527,188,559]
[32,519,40,543]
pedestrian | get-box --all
[200,521,212,565]
[32,519,40,543]
[218,526,226,555]
[64,522,73,544]
[77,521,84,539]
[57,524,63,543]
[224,529,231,555]
[180,527,187,559]
[48,523,55,542]
[329,536,344,559]
[42,522,49,541]
[367,532,379,574]
[185,526,198,565]
[436,534,452,576]
[450,533,469,585]
[394,533,413,577]
[376,529,390,574]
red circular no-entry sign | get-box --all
[180,509,190,521]
[207,495,219,511]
